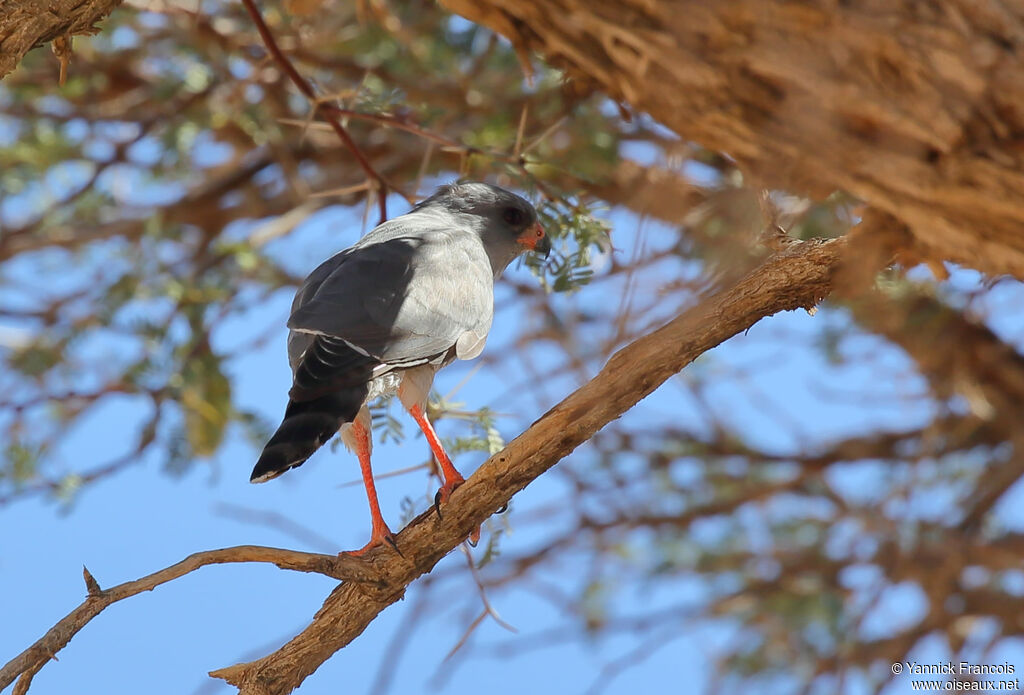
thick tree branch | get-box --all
[0,546,382,693]
[209,235,847,694]
[442,0,1024,279]
[0,0,121,79]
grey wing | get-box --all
[285,250,348,371]
[287,227,494,367]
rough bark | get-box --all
[209,235,846,694]
[442,0,1024,280]
[0,0,122,79]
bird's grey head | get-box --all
[415,182,550,275]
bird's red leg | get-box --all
[343,420,399,557]
[408,404,464,501]
[408,404,480,544]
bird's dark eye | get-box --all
[502,207,525,226]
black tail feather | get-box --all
[250,388,369,482]
[251,336,376,483]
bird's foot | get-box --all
[432,475,480,546]
[341,525,402,558]
[432,474,466,519]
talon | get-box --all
[495,503,508,514]
[434,474,465,508]
[384,534,404,558]
[434,490,443,520]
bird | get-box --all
[251,182,550,555]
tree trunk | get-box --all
[0,0,123,79]
[442,0,1024,279]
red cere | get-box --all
[518,222,545,249]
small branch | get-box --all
[50,34,72,85]
[81,566,102,596]
[238,0,401,223]
[11,661,43,695]
[0,546,381,692]
[214,503,339,552]
[440,543,517,662]
[443,611,486,662]
[210,235,849,695]
[278,112,704,226]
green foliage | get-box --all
[425,393,507,459]
[8,338,66,379]
[527,196,610,293]
[370,401,405,444]
[177,352,233,458]
[1,441,43,485]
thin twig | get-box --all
[438,542,518,668]
[336,462,431,488]
[460,542,517,633]
[213,503,340,553]
[275,110,575,203]
[11,661,43,695]
[583,626,688,695]
[239,0,400,223]
[512,104,528,158]
[369,587,432,695]
[443,611,487,662]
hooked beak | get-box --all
[519,222,551,258]
[536,229,552,258]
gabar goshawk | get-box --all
[251,182,550,554]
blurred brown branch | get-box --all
[442,0,1024,279]
[238,0,403,223]
[848,287,1024,533]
